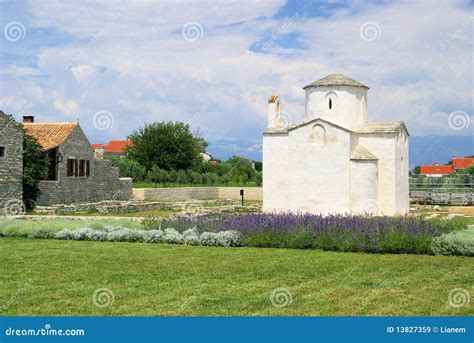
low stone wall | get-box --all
[34,199,261,215]
[133,187,262,201]
[35,200,171,215]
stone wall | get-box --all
[37,125,132,205]
[0,112,23,211]
[133,187,262,201]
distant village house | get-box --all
[419,157,473,177]
[92,140,133,159]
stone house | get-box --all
[22,116,132,205]
[263,74,409,216]
[0,111,23,211]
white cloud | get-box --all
[53,97,80,117]
[70,64,100,83]
[0,0,472,143]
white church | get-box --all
[262,74,409,216]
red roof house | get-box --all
[91,143,105,149]
[420,164,454,176]
[452,157,474,170]
[104,140,133,156]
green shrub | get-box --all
[0,218,142,238]
[107,157,146,182]
[430,227,474,256]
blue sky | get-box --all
[0,0,472,146]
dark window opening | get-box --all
[0,147,5,158]
[329,98,332,110]
[45,148,59,180]
[67,159,75,177]
[74,159,78,176]
[67,158,90,177]
[79,160,85,177]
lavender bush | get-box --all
[158,213,459,254]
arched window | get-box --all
[325,91,336,111]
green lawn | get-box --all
[0,237,472,316]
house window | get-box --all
[45,148,59,180]
[79,160,85,177]
[329,98,332,110]
[67,158,74,176]
[67,158,90,177]
[0,147,5,158]
[67,159,76,177]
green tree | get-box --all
[467,164,474,175]
[255,171,262,186]
[106,156,146,181]
[127,121,207,171]
[168,169,178,184]
[176,169,189,185]
[227,156,255,182]
[22,131,48,210]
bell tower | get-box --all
[303,74,369,131]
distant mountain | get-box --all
[206,140,263,161]
[409,135,473,168]
[208,135,473,167]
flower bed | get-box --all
[0,215,470,255]
[157,213,470,255]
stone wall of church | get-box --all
[395,130,410,214]
[262,134,289,211]
[0,114,23,213]
[286,121,352,214]
[350,159,378,215]
[305,85,368,131]
[358,132,409,215]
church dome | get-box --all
[303,73,369,89]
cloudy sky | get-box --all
[0,0,472,145]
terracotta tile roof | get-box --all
[452,157,474,170]
[23,123,78,150]
[91,143,105,149]
[420,164,453,175]
[303,73,369,89]
[105,140,133,153]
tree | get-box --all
[127,121,206,171]
[255,171,262,186]
[176,169,189,185]
[227,156,255,182]
[106,156,146,181]
[467,164,474,175]
[22,131,48,210]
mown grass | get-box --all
[0,237,472,316]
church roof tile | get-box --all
[303,74,369,89]
[350,144,378,160]
[357,121,408,135]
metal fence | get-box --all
[409,175,474,205]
